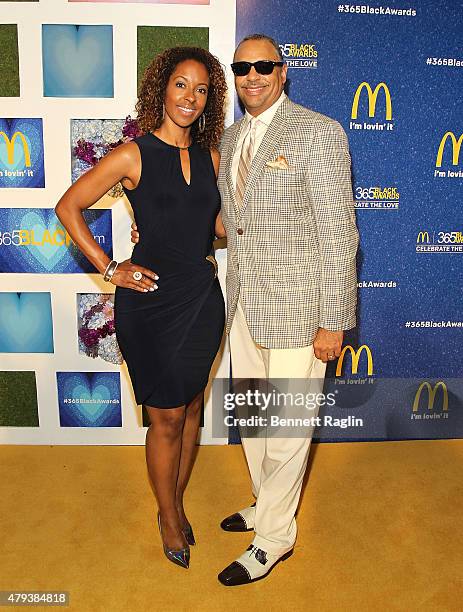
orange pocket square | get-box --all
[265,155,290,170]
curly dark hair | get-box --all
[135,46,227,149]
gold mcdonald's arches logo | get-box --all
[351,82,392,120]
[335,344,374,376]
[435,131,463,167]
[416,231,430,243]
[0,131,31,167]
[412,381,448,412]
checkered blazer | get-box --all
[218,97,359,348]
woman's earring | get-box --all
[198,113,206,133]
[162,103,165,121]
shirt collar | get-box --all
[244,90,287,127]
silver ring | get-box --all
[328,354,335,359]
[132,271,143,281]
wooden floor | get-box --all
[1,439,462,611]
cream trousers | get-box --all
[229,299,327,554]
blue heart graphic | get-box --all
[72,383,110,422]
[0,293,54,353]
[43,25,114,97]
[0,207,113,273]
[21,211,67,271]
[57,372,121,427]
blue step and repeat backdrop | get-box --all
[234,0,463,441]
[0,0,461,443]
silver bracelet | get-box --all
[103,260,118,282]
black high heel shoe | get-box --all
[157,512,190,569]
[182,522,196,546]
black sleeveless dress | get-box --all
[114,132,225,408]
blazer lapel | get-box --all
[240,98,293,216]
[225,117,245,215]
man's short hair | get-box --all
[235,33,283,61]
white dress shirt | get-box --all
[232,91,287,190]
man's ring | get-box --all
[328,353,335,359]
[132,271,143,281]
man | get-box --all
[133,34,358,585]
[215,33,358,586]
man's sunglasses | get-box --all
[230,60,284,77]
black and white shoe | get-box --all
[220,502,256,532]
[218,543,293,586]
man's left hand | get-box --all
[313,328,343,362]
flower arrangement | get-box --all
[72,116,144,198]
[77,294,123,365]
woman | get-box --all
[55,47,227,570]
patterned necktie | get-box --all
[235,117,257,208]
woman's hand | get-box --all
[210,149,227,238]
[215,212,226,238]
[111,259,159,293]
[131,222,140,244]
